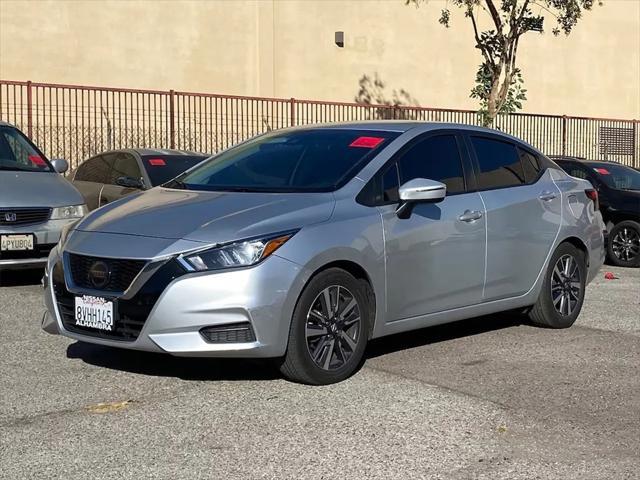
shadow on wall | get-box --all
[354,73,420,120]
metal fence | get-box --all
[1,79,638,170]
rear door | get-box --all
[380,132,486,320]
[467,134,561,300]
[71,155,111,210]
[99,152,145,206]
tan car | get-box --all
[70,148,209,210]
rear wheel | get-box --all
[607,220,640,267]
[529,242,587,328]
[280,268,370,385]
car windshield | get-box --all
[592,163,640,190]
[142,154,208,186]
[165,129,400,192]
[0,125,53,172]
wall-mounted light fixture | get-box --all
[335,31,344,48]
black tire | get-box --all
[607,220,640,268]
[280,268,371,385]
[528,242,587,329]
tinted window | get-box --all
[74,155,111,183]
[143,154,207,186]
[397,135,465,194]
[169,129,400,192]
[381,163,400,202]
[592,163,640,190]
[471,137,525,189]
[0,126,52,172]
[109,153,142,185]
[565,164,589,180]
[519,148,541,182]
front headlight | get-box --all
[180,231,297,272]
[50,204,88,220]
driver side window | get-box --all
[397,135,466,194]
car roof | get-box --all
[104,148,209,157]
[550,155,628,168]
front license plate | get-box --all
[74,295,114,331]
[1,234,34,251]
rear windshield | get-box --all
[592,163,640,191]
[165,129,400,192]
[142,154,208,186]
[0,126,52,172]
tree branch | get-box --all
[469,7,496,70]
[484,0,503,32]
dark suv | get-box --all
[552,156,640,267]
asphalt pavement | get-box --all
[0,266,638,479]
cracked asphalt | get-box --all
[1,265,638,479]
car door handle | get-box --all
[458,210,483,222]
[539,191,557,201]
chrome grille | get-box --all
[0,208,51,226]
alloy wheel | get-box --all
[611,227,640,262]
[550,254,582,317]
[305,285,361,371]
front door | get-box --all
[381,134,486,321]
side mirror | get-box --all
[116,176,144,189]
[396,178,446,219]
[50,158,69,174]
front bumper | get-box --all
[1,218,76,270]
[42,246,307,358]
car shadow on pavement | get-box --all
[366,312,523,359]
[0,269,43,287]
[66,312,523,382]
[66,342,281,382]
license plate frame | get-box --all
[0,233,35,251]
[74,295,116,332]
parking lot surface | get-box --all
[1,266,638,479]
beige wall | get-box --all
[1,0,639,119]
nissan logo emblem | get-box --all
[4,212,17,222]
[88,261,111,289]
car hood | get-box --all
[76,187,336,244]
[0,171,84,207]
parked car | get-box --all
[42,123,605,384]
[0,121,86,271]
[551,156,640,267]
[70,149,209,210]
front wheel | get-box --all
[607,220,640,267]
[280,268,370,385]
[529,242,587,329]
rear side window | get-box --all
[519,148,541,182]
[74,155,111,183]
[471,137,525,189]
[397,135,466,194]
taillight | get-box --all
[585,189,599,210]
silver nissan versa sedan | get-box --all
[0,121,87,271]
[42,122,605,384]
